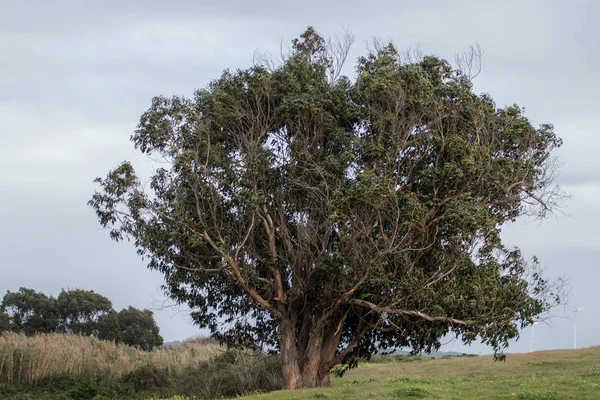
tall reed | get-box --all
[0,332,222,384]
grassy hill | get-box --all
[238,347,600,400]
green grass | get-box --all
[237,347,600,400]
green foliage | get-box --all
[0,289,163,353]
[392,355,433,363]
[18,374,105,400]
[0,287,114,337]
[0,288,162,352]
[89,27,565,386]
[118,366,171,393]
[97,306,163,350]
[57,289,113,336]
[173,354,281,399]
[117,307,163,351]
[1,288,59,335]
[212,349,239,365]
[97,310,121,343]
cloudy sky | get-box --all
[1,0,598,353]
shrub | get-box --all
[392,355,433,363]
[118,366,171,392]
[174,354,281,399]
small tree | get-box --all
[117,307,163,351]
[90,28,565,388]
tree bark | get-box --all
[280,317,344,390]
[300,325,324,387]
[280,318,302,390]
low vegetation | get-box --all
[0,332,220,384]
[0,332,281,399]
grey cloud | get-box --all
[1,0,598,347]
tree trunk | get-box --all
[300,326,324,387]
[280,319,342,390]
[280,318,302,390]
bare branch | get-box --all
[326,26,355,84]
[455,43,484,79]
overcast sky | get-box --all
[0,0,598,354]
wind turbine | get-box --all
[530,321,539,353]
[573,306,586,350]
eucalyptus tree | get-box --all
[90,28,565,389]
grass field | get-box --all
[239,347,600,400]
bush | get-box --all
[173,354,281,399]
[392,355,432,363]
[22,374,105,400]
[212,349,239,365]
[118,366,171,393]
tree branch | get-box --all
[345,298,476,327]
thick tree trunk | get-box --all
[300,326,324,387]
[299,353,332,389]
[280,318,302,390]
[280,318,342,390]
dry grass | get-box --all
[0,332,222,384]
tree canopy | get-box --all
[97,309,121,343]
[89,27,565,389]
[57,288,113,336]
[1,288,59,335]
[117,307,164,351]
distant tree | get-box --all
[89,27,566,388]
[57,288,113,336]
[0,288,164,349]
[117,307,163,351]
[1,288,59,335]
[97,309,121,343]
